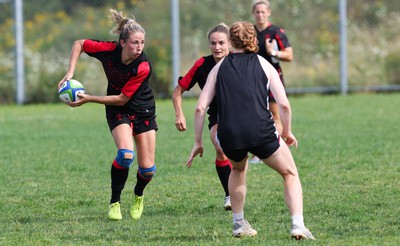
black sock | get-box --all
[110,165,129,204]
[216,165,231,197]
[134,171,151,196]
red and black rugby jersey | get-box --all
[256,23,291,71]
[178,55,216,91]
[83,39,155,116]
[179,55,218,127]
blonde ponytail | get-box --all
[109,9,145,41]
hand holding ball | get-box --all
[58,79,85,103]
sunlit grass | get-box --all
[0,93,399,245]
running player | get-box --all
[186,21,315,240]
[250,0,294,164]
[58,9,157,221]
[172,23,232,210]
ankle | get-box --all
[292,215,305,228]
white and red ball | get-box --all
[58,79,85,103]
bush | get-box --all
[385,53,400,85]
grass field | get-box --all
[0,93,399,245]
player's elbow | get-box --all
[115,101,126,106]
[279,102,291,114]
[195,105,206,115]
[286,52,293,61]
[172,85,184,99]
[283,48,293,61]
[115,94,130,106]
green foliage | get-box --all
[0,94,399,245]
[26,69,62,104]
[0,51,14,104]
[1,0,400,103]
[348,0,393,27]
[385,53,400,85]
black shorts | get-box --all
[106,112,158,135]
[223,139,280,162]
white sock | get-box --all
[292,215,305,228]
[232,212,244,224]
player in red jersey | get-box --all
[186,21,315,240]
[172,23,232,210]
[250,0,294,164]
[58,9,157,221]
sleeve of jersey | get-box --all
[178,57,205,91]
[121,62,151,98]
[83,39,117,54]
[276,29,291,49]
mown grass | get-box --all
[0,93,399,245]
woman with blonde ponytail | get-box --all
[58,9,157,221]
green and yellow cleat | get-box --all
[108,202,122,221]
[130,195,144,220]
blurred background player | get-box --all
[186,21,315,240]
[250,0,293,163]
[58,9,157,221]
[172,23,232,210]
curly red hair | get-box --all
[229,21,259,53]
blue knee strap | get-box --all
[138,165,156,179]
[115,149,135,168]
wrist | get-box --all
[271,50,280,58]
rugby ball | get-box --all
[58,79,85,103]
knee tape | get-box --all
[138,165,156,180]
[115,149,135,168]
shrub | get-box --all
[385,53,400,85]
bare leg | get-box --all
[228,157,248,214]
[134,130,156,169]
[261,139,303,216]
[229,157,258,237]
[111,124,134,150]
